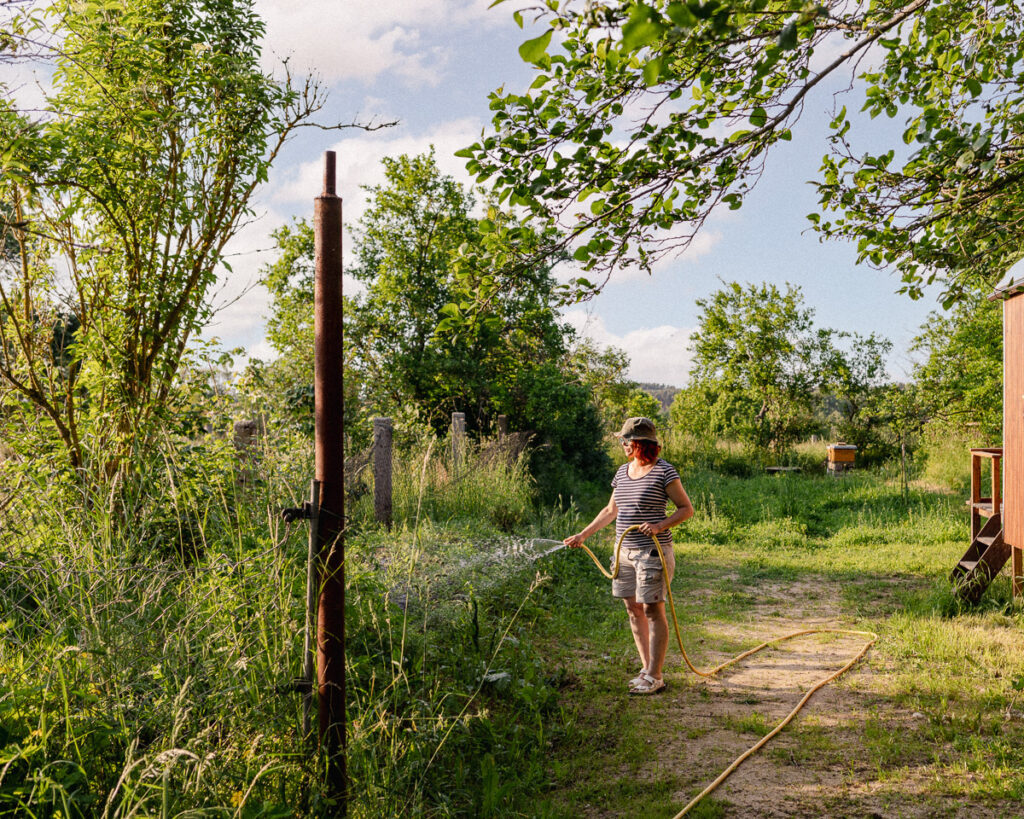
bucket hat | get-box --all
[614,416,659,444]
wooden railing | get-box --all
[970,448,1003,542]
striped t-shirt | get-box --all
[612,458,681,550]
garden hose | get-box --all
[571,524,878,818]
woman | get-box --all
[564,417,694,695]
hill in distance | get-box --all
[637,382,681,415]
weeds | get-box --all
[0,430,585,817]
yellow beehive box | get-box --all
[827,443,857,473]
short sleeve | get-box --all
[661,460,681,487]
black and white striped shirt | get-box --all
[612,458,681,550]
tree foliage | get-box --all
[675,280,893,455]
[910,292,1002,440]
[0,0,340,474]
[822,330,893,449]
[258,152,613,495]
[464,0,1023,303]
[566,336,664,430]
[683,281,835,453]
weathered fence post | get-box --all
[452,412,466,470]
[314,150,346,811]
[497,414,509,438]
[233,419,261,484]
[373,417,393,528]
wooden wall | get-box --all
[1005,294,1024,572]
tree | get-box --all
[254,219,362,438]
[0,0,381,475]
[463,0,1022,304]
[821,331,893,449]
[685,281,836,454]
[347,151,482,422]
[258,151,612,495]
[567,336,664,430]
[910,292,1002,441]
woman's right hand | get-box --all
[563,533,585,549]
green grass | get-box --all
[536,459,1024,816]
[5,434,1024,817]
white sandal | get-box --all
[629,673,666,695]
[628,669,649,690]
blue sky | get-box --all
[201,0,942,387]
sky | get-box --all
[15,0,945,388]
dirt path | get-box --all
[561,574,1011,818]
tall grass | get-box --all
[1,434,313,815]
[350,435,537,533]
[0,429,584,816]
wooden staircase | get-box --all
[951,448,1009,603]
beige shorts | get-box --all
[611,545,675,604]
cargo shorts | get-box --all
[611,545,675,604]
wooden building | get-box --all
[951,262,1024,601]
[1001,265,1024,598]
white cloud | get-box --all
[204,117,484,355]
[255,0,502,86]
[272,116,482,208]
[563,310,693,387]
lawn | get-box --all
[4,451,1023,817]
[537,468,1024,818]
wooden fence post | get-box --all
[497,414,509,438]
[233,419,261,485]
[373,417,393,528]
[452,412,466,469]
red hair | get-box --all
[631,439,661,465]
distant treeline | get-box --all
[637,383,681,415]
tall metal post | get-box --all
[314,151,346,809]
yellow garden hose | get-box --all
[572,524,878,818]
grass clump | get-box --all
[0,428,593,817]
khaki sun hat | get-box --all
[614,416,659,444]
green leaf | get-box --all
[749,106,767,127]
[642,56,664,86]
[519,29,553,64]
[513,9,523,28]
[622,7,667,52]
[665,2,697,27]
[778,20,797,50]
[965,77,982,97]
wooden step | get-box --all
[976,535,997,547]
[969,502,1004,517]
[959,560,979,572]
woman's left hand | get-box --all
[638,522,663,537]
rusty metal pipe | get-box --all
[314,150,346,810]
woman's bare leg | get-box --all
[643,601,669,679]
[624,598,650,671]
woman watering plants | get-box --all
[563,417,694,695]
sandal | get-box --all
[629,673,666,695]
[628,669,649,691]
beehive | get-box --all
[827,443,857,474]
